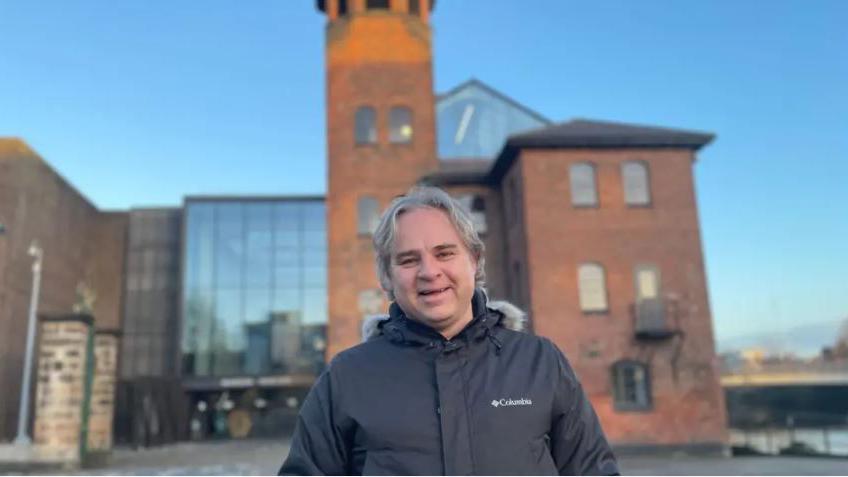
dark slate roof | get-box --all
[419,158,492,186]
[489,119,715,182]
[317,0,436,12]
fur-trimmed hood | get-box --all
[361,289,527,342]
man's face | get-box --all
[389,207,478,338]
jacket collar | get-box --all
[362,288,527,346]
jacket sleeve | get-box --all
[548,341,620,476]
[278,368,350,476]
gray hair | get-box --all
[373,186,486,301]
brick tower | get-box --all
[318,0,438,359]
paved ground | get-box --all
[7,439,847,475]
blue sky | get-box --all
[1,0,846,349]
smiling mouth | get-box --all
[419,287,450,296]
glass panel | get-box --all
[270,312,302,373]
[623,161,651,205]
[185,203,215,290]
[272,288,301,316]
[578,264,607,312]
[303,230,326,250]
[214,204,244,289]
[244,288,272,324]
[570,163,598,207]
[274,202,301,229]
[244,321,271,375]
[245,203,273,289]
[389,106,413,143]
[212,288,244,375]
[304,267,326,288]
[275,265,301,289]
[358,197,379,235]
[303,288,328,325]
[355,106,377,144]
[185,288,214,376]
[437,82,550,159]
[302,202,325,230]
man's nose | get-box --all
[417,255,441,279]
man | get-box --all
[280,186,619,475]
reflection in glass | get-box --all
[245,203,273,289]
[214,204,244,288]
[355,106,377,145]
[437,81,550,159]
[182,199,327,378]
[389,106,413,143]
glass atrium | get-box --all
[181,198,327,378]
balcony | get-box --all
[633,297,677,340]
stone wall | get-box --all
[32,316,93,464]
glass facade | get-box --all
[181,199,327,378]
[436,81,551,159]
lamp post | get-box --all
[14,241,43,446]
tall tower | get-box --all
[318,0,438,358]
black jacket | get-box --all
[280,290,619,475]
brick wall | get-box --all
[324,11,438,358]
[515,147,727,446]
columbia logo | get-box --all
[491,398,532,408]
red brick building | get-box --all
[0,0,726,451]
[318,0,727,452]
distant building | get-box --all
[0,0,727,452]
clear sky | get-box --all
[1,0,846,349]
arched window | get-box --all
[355,106,377,145]
[366,0,389,10]
[570,163,598,207]
[389,106,413,144]
[622,161,651,206]
[338,0,348,16]
[611,360,651,411]
[577,263,607,312]
[409,0,420,14]
[357,196,379,235]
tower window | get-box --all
[357,196,379,235]
[570,163,598,207]
[409,0,420,14]
[389,106,413,144]
[338,0,348,16]
[355,106,377,145]
[366,0,390,9]
[578,263,608,313]
[612,361,651,411]
[622,161,651,206]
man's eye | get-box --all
[398,258,417,266]
[438,251,455,259]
